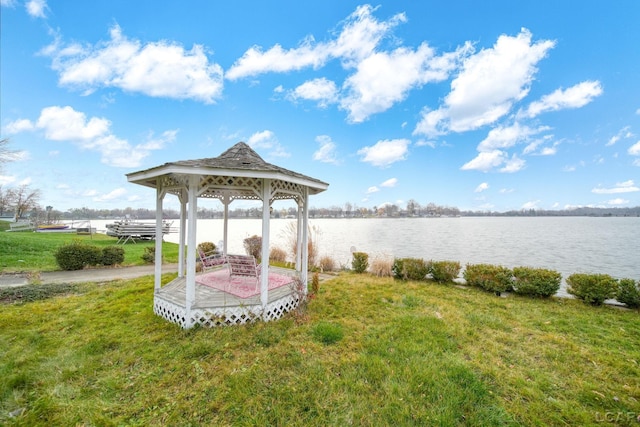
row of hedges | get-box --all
[463,264,561,297]
[351,253,639,309]
[567,274,640,307]
[391,258,462,283]
[55,241,125,271]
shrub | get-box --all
[54,241,102,271]
[351,252,369,273]
[269,247,287,263]
[392,258,405,280]
[616,278,640,308]
[392,257,429,281]
[312,321,344,345]
[512,267,561,298]
[369,255,394,277]
[197,241,217,254]
[430,260,462,283]
[463,264,513,295]
[243,235,262,260]
[141,246,155,264]
[283,223,321,269]
[310,272,320,296]
[318,256,336,272]
[101,246,125,266]
[566,273,618,306]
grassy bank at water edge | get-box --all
[0,225,179,272]
[1,270,639,425]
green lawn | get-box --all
[0,227,179,272]
[1,271,639,426]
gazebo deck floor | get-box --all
[155,267,298,310]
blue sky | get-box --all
[2,0,640,213]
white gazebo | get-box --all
[126,142,328,328]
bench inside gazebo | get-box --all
[126,142,328,328]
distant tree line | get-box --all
[1,184,639,223]
[4,201,638,223]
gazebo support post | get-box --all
[260,179,271,314]
[296,203,303,273]
[154,183,163,290]
[222,194,230,255]
[301,187,309,292]
[178,193,187,278]
[184,175,199,328]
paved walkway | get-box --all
[0,264,179,288]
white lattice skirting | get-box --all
[153,294,302,328]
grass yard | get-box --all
[0,227,180,272]
[1,272,639,426]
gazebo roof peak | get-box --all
[217,141,265,166]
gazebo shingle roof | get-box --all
[127,142,328,192]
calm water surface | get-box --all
[95,217,639,294]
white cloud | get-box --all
[227,5,404,80]
[137,130,178,151]
[226,39,328,80]
[591,180,639,194]
[247,130,289,158]
[3,118,34,134]
[415,139,436,148]
[380,178,397,188]
[341,42,469,123]
[628,140,640,156]
[93,188,127,202]
[521,200,540,210]
[478,123,548,152]
[461,150,525,173]
[539,145,558,156]
[36,106,110,141]
[228,5,467,122]
[415,28,555,137]
[291,78,338,108]
[366,186,379,194]
[0,175,17,185]
[1,0,18,7]
[11,106,167,168]
[357,139,410,167]
[462,123,552,173]
[500,154,526,173]
[607,126,633,147]
[522,80,602,118]
[26,0,46,18]
[461,150,506,172]
[475,182,489,192]
[312,135,339,164]
[44,24,223,103]
[607,198,629,206]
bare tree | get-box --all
[344,202,352,218]
[8,184,41,221]
[0,185,12,216]
[406,199,420,216]
[0,138,19,169]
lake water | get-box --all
[92,217,639,295]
